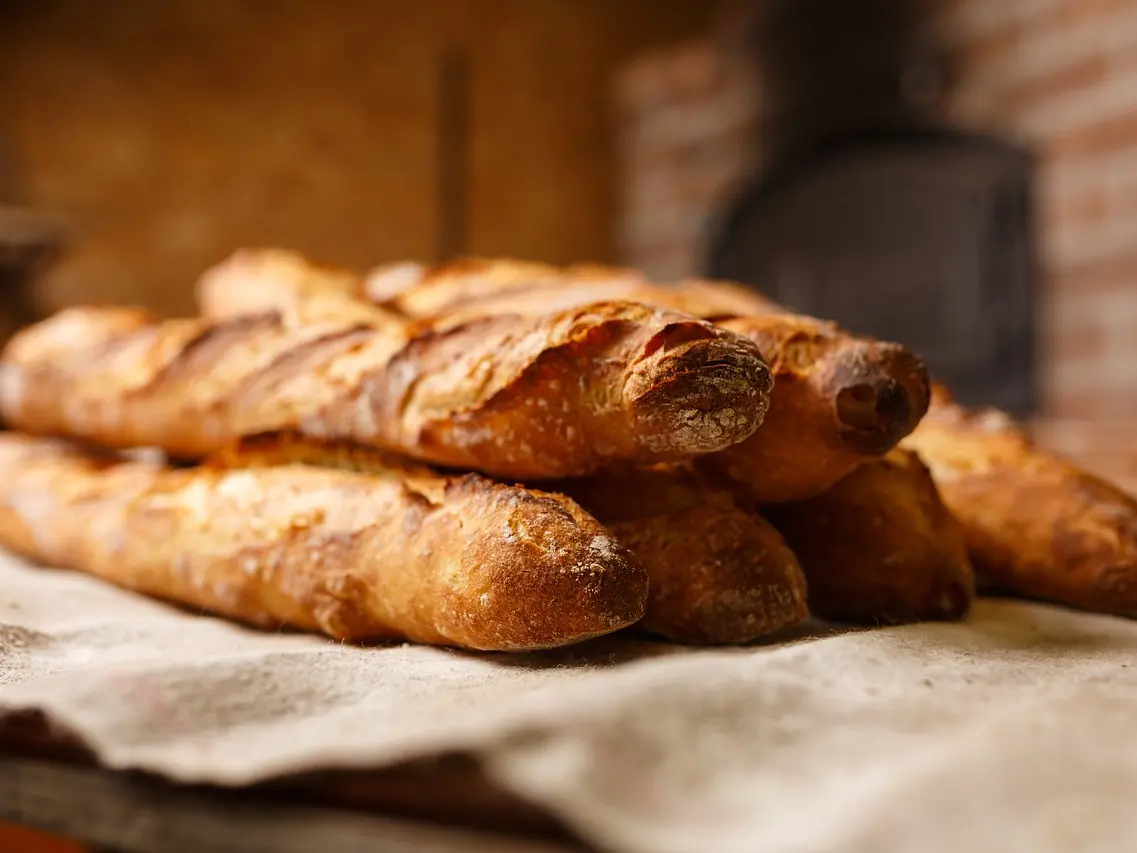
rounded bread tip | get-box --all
[934,576,975,621]
[626,335,773,457]
[447,494,650,651]
[830,341,930,454]
[680,565,808,645]
[691,543,809,646]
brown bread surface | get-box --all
[215,432,810,644]
[765,448,974,625]
[1,257,773,477]
[904,392,1137,617]
[0,433,648,651]
[707,314,930,503]
[555,466,809,643]
[197,247,381,325]
[349,255,930,503]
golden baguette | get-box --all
[553,466,809,643]
[0,432,648,650]
[211,251,926,503]
[904,390,1137,617]
[707,313,930,503]
[1,274,773,478]
[368,257,647,318]
[364,257,930,503]
[365,257,778,322]
[764,448,975,625]
[197,247,373,323]
[212,433,809,644]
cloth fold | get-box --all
[2,551,1135,853]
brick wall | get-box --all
[934,0,1137,427]
[613,42,760,281]
[615,0,1137,433]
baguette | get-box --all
[348,256,931,503]
[1,284,773,478]
[764,448,974,624]
[903,391,1137,617]
[0,432,648,650]
[365,258,779,325]
[212,432,810,644]
[196,247,382,326]
[554,466,809,643]
[706,313,930,503]
[365,257,647,319]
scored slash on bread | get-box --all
[0,257,774,478]
[0,432,649,651]
[213,432,811,645]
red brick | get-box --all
[1043,384,1103,420]
[1041,370,1137,419]
[1017,67,1137,138]
[1061,252,1137,288]
[1047,314,1106,364]
[1042,110,1137,160]
[1007,55,1108,111]
[1039,185,1110,236]
[666,43,724,102]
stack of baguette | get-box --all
[0,249,1134,653]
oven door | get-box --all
[706,128,1038,417]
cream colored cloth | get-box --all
[2,549,1136,853]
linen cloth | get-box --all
[1,550,1134,853]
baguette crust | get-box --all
[196,247,382,326]
[0,433,648,650]
[364,257,781,322]
[705,314,930,503]
[216,433,810,643]
[1,296,773,477]
[354,256,931,502]
[904,397,1137,617]
[765,448,974,624]
[194,251,926,498]
[555,466,809,643]
[366,257,646,319]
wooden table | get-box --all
[0,715,586,853]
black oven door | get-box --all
[706,128,1038,418]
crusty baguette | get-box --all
[705,313,930,504]
[0,288,773,478]
[346,256,932,503]
[554,466,809,643]
[365,257,647,319]
[196,247,382,326]
[764,448,974,625]
[364,257,779,324]
[903,391,1137,617]
[0,432,648,650]
[212,433,810,644]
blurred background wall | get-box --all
[0,0,715,317]
[616,0,1137,430]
